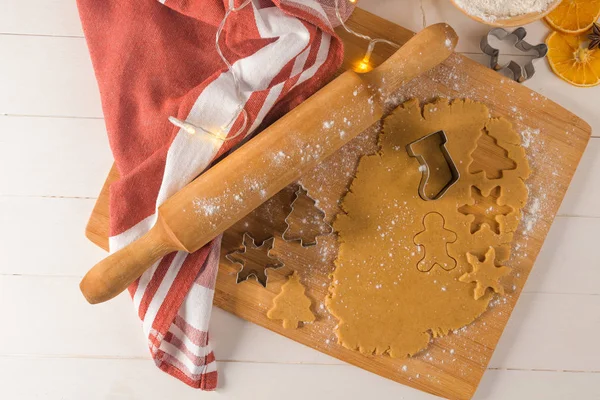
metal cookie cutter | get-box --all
[481,27,548,83]
[282,185,333,247]
[226,233,284,287]
[406,130,460,201]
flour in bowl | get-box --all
[453,0,556,22]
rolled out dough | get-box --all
[326,98,530,358]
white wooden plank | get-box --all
[527,216,600,295]
[0,275,148,358]
[0,35,102,118]
[0,274,338,364]
[1,356,598,400]
[0,197,107,276]
[476,369,600,399]
[2,274,598,371]
[0,116,112,198]
[358,0,426,33]
[491,293,600,372]
[0,0,83,37]
[0,357,437,400]
[558,139,600,217]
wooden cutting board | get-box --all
[85,8,591,400]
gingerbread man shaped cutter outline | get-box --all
[406,130,460,201]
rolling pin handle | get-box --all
[80,216,182,304]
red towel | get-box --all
[77,0,353,390]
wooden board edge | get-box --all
[85,164,115,252]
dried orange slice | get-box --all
[546,31,600,86]
[545,0,600,34]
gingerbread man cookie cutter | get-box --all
[480,27,548,83]
[406,130,460,201]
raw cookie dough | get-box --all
[326,98,530,358]
[268,272,316,329]
[460,247,510,300]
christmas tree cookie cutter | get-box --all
[406,130,460,201]
[481,27,548,83]
[282,185,333,247]
[225,233,284,287]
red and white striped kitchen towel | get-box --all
[77,0,353,390]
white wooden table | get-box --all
[1,1,599,398]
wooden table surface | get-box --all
[1,1,598,399]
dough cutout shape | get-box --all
[327,98,530,358]
[460,247,511,300]
[413,212,457,272]
[226,233,283,287]
[469,127,517,179]
[268,272,316,329]
[458,186,513,234]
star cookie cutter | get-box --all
[226,233,284,287]
[481,27,548,83]
[406,130,460,201]
[282,185,333,247]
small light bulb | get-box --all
[356,54,371,72]
[349,0,357,3]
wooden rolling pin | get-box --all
[80,23,458,304]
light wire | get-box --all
[334,0,400,70]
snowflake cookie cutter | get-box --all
[226,233,284,287]
[406,130,460,201]
[282,185,333,247]
[481,27,548,83]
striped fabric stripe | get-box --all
[77,0,349,390]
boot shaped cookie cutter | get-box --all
[226,233,284,287]
[481,27,548,83]
[406,130,460,201]
[282,185,333,247]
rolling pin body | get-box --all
[81,23,458,304]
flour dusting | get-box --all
[520,127,540,148]
[193,198,221,216]
[453,0,556,22]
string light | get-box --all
[169,0,252,142]
[334,0,400,72]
